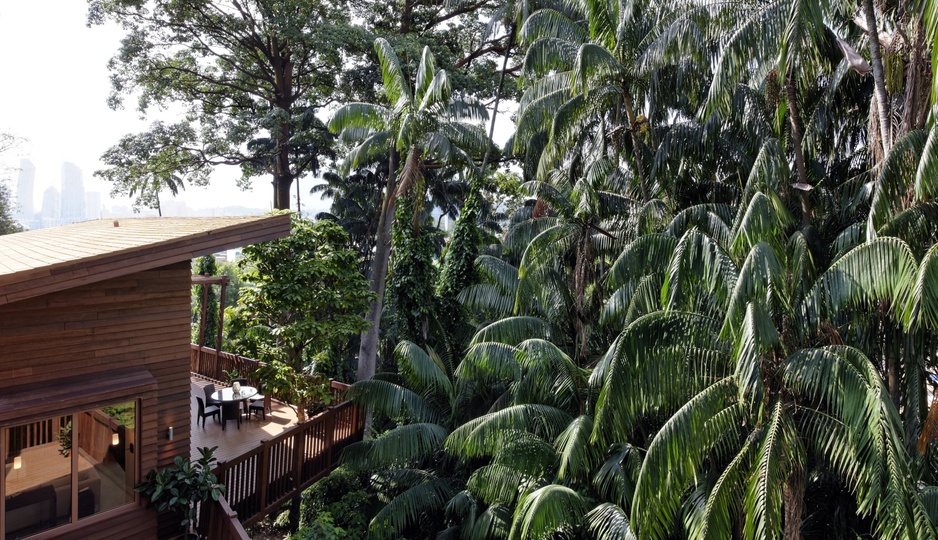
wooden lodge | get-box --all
[0,215,291,539]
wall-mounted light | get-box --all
[111,433,120,446]
[13,456,22,470]
[167,427,174,441]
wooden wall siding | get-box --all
[0,262,194,539]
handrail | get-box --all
[198,494,250,540]
[189,345,363,529]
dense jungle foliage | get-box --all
[99,0,938,538]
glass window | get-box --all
[2,401,136,539]
[4,416,72,539]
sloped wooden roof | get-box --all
[0,214,291,306]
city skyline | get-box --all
[13,158,281,230]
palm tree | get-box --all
[343,340,469,538]
[330,39,489,381]
[592,157,938,537]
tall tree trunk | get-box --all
[573,231,590,363]
[783,468,804,540]
[356,151,399,381]
[273,120,294,210]
[273,174,292,210]
[901,15,931,134]
[786,73,812,227]
[862,0,893,154]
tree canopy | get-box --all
[89,0,367,209]
[228,214,373,378]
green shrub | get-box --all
[299,467,376,539]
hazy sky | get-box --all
[0,1,328,214]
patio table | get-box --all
[211,386,258,429]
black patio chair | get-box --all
[249,383,268,411]
[220,400,241,431]
[196,396,219,428]
[204,384,222,407]
[247,398,266,421]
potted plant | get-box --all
[256,361,332,422]
[221,367,240,384]
[135,446,225,539]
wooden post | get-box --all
[257,439,270,518]
[216,279,227,353]
[198,282,209,347]
[293,426,306,490]
[325,406,337,467]
[288,427,307,533]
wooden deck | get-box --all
[190,377,300,464]
[188,347,364,535]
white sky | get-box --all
[0,1,516,218]
[0,1,327,215]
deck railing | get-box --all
[190,345,348,402]
[190,345,364,529]
[198,495,251,540]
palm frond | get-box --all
[520,8,589,47]
[459,342,522,382]
[800,237,917,329]
[868,130,927,238]
[593,311,726,445]
[666,204,734,250]
[468,463,530,506]
[418,70,452,112]
[470,316,556,346]
[783,345,936,539]
[906,243,938,330]
[369,477,456,540]
[721,242,786,338]
[731,301,778,409]
[347,379,441,424]
[591,444,641,511]
[414,46,438,105]
[587,503,636,540]
[662,228,739,314]
[571,43,626,96]
[632,378,740,540]
[693,436,756,540]
[555,415,598,483]
[508,484,588,540]
[374,38,413,107]
[343,422,449,469]
[395,340,454,400]
[446,404,573,459]
[742,399,800,540]
[915,123,938,201]
[606,234,677,291]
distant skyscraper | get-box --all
[60,162,85,222]
[40,186,61,228]
[85,191,102,219]
[15,159,35,220]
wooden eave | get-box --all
[0,214,291,307]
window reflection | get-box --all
[2,401,136,538]
[4,416,72,539]
[76,402,136,517]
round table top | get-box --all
[211,386,258,402]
